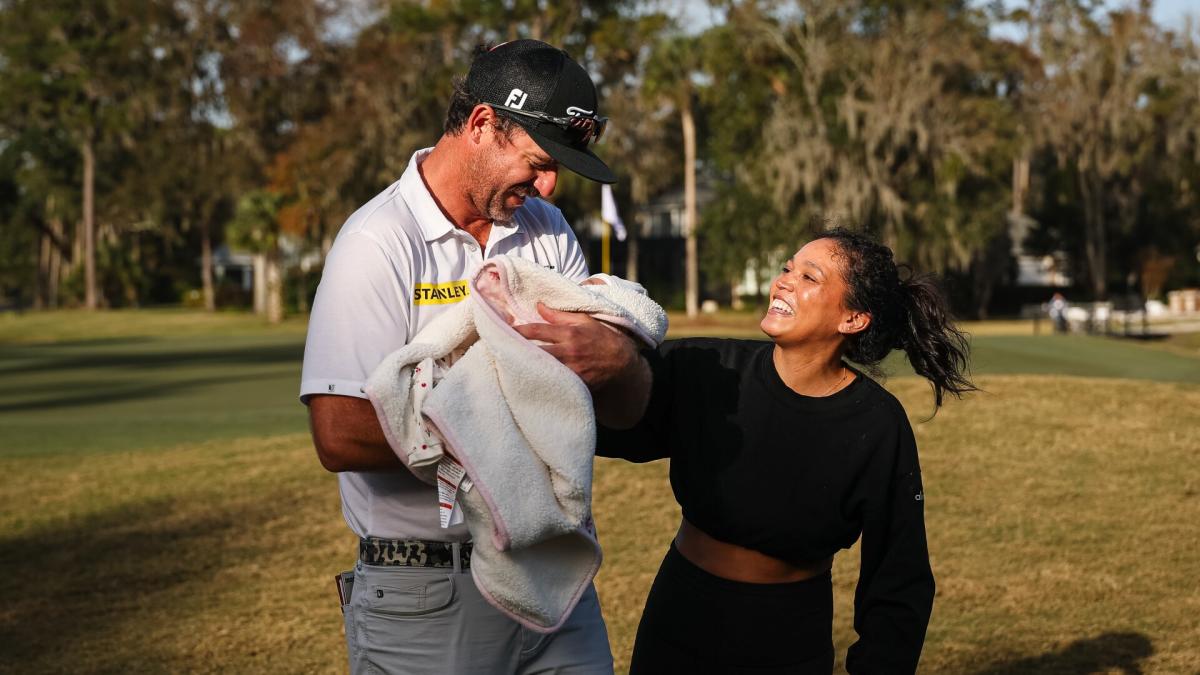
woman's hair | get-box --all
[815,228,976,408]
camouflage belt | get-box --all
[358,536,472,569]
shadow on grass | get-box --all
[975,632,1154,675]
[0,372,273,413]
[0,496,267,673]
[0,342,303,377]
[0,336,156,350]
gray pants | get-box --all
[343,560,614,674]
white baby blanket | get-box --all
[365,255,667,632]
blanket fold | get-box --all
[365,255,667,632]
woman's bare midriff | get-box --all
[674,519,833,584]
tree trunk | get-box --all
[440,27,455,66]
[626,174,645,283]
[200,218,215,311]
[253,253,267,315]
[48,217,62,309]
[973,263,994,320]
[682,97,699,318]
[1079,167,1107,300]
[71,215,83,279]
[296,275,308,313]
[82,137,97,310]
[265,246,284,324]
[1011,152,1030,216]
[125,233,140,307]
[35,230,50,310]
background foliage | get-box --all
[1,0,1198,319]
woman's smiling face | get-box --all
[760,238,867,348]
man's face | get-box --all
[467,124,560,222]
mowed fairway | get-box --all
[2,310,1199,673]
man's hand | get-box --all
[512,303,636,389]
[512,303,651,428]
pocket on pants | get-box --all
[355,569,464,674]
[362,572,456,617]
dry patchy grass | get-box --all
[0,434,355,673]
[3,377,1198,673]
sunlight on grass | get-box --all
[0,434,355,673]
[2,309,1199,673]
[664,310,1041,340]
[2,377,1198,673]
[0,307,308,344]
[594,376,1200,674]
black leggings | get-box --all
[629,543,835,674]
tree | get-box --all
[0,0,184,308]
[1024,1,1162,299]
[644,35,705,317]
[0,0,199,308]
[0,127,78,308]
[589,10,677,283]
[1119,17,1200,296]
[227,188,284,322]
[700,0,1011,319]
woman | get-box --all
[597,229,974,674]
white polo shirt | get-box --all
[300,148,589,541]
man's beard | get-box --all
[481,183,538,222]
[468,145,538,222]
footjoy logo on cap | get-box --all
[505,88,528,109]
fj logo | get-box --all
[505,89,528,109]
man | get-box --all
[300,40,646,674]
[1048,292,1068,333]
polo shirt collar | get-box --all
[400,148,455,242]
[400,148,524,246]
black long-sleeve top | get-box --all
[597,338,935,674]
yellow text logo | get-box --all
[413,280,470,305]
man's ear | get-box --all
[465,104,496,144]
[839,310,871,335]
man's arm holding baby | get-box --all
[308,395,404,472]
[512,303,651,430]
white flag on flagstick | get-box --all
[601,184,627,241]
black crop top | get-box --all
[597,338,934,674]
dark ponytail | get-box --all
[895,270,976,407]
[815,228,976,409]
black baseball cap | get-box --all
[467,40,617,184]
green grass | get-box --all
[668,311,1200,385]
[2,310,1197,460]
[0,333,308,457]
[2,309,1200,673]
[0,307,309,344]
[944,334,1200,383]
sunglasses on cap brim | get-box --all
[487,103,608,147]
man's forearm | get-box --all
[308,394,404,472]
